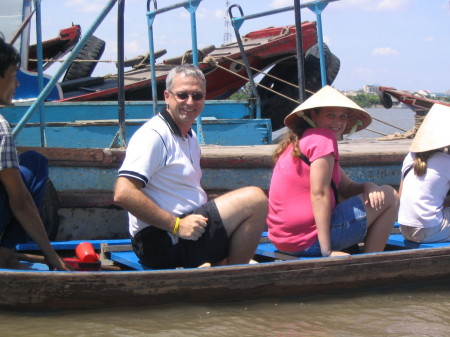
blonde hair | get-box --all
[273,108,322,162]
[413,150,442,176]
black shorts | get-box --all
[132,200,229,269]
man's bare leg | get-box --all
[213,186,268,265]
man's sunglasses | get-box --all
[169,91,205,101]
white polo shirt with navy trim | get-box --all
[118,109,207,238]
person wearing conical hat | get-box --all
[267,85,399,257]
[398,103,450,243]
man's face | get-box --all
[0,65,19,106]
[164,74,205,134]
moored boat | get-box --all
[378,86,450,113]
[57,22,339,130]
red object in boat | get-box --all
[62,242,101,271]
[63,257,101,271]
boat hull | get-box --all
[378,86,450,113]
[2,247,450,310]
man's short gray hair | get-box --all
[166,64,206,92]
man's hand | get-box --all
[177,214,208,241]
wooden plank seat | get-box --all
[386,233,450,249]
[109,251,149,270]
[255,232,321,261]
[256,230,450,260]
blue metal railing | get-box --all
[229,0,340,105]
[12,0,118,141]
[12,0,339,148]
[146,0,204,144]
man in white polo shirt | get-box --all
[114,64,267,269]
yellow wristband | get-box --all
[172,217,180,235]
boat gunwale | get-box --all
[17,143,409,169]
[1,245,450,310]
[2,245,450,276]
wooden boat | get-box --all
[27,25,82,73]
[4,2,445,311]
[2,230,450,311]
[59,23,329,101]
[12,25,84,102]
[378,86,450,113]
[57,22,340,130]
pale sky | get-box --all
[28,0,450,93]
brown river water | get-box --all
[3,107,444,336]
[2,283,450,336]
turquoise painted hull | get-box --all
[3,100,272,146]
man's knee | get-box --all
[19,151,49,205]
[20,151,48,172]
[241,186,268,205]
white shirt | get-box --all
[399,151,450,228]
[118,109,207,237]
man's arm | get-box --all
[114,176,207,240]
[0,168,70,270]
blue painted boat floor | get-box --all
[255,230,450,261]
[14,228,450,271]
[386,233,450,249]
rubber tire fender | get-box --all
[379,92,393,109]
[38,178,60,241]
[63,35,106,82]
[257,43,341,130]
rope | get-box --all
[205,56,408,135]
[29,59,116,63]
[223,55,314,95]
[371,117,407,132]
[204,55,300,104]
[31,53,408,135]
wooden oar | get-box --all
[15,252,46,264]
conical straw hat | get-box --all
[284,85,372,134]
[410,103,450,153]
